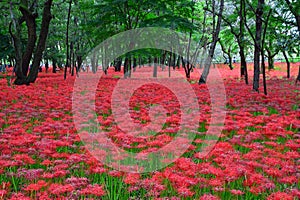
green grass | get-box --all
[267,107,279,115]
[292,104,298,110]
[253,111,264,116]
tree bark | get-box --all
[19,1,37,77]
[27,0,53,83]
[282,50,290,78]
[219,40,233,70]
[153,57,158,77]
[52,59,57,73]
[199,0,224,84]
[64,0,72,80]
[252,0,264,92]
[12,0,53,85]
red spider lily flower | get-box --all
[65,177,89,189]
[36,191,51,200]
[80,184,105,197]
[41,159,52,166]
[8,192,31,200]
[13,154,35,165]
[0,190,7,198]
[177,187,195,197]
[48,183,74,195]
[267,192,294,200]
[24,180,48,192]
[108,170,123,177]
[199,194,220,200]
[154,197,180,200]
[208,179,225,187]
[278,176,298,185]
[230,189,244,195]
[124,173,140,185]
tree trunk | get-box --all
[239,44,248,84]
[12,0,53,85]
[19,0,37,77]
[91,51,97,74]
[199,0,225,84]
[124,56,129,78]
[27,0,53,83]
[220,40,233,70]
[71,43,75,76]
[238,0,248,85]
[9,17,24,82]
[261,8,272,95]
[52,59,57,73]
[283,50,290,78]
[133,57,137,72]
[176,55,180,69]
[168,51,171,77]
[253,0,264,92]
[268,56,274,70]
[45,60,49,73]
[261,53,267,95]
[64,0,72,80]
[153,57,158,77]
[148,56,151,66]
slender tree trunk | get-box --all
[9,18,24,81]
[261,53,267,95]
[133,57,137,72]
[19,0,37,77]
[283,50,290,78]
[268,56,274,70]
[153,57,158,77]
[176,55,180,69]
[168,50,171,77]
[52,59,57,73]
[124,56,129,78]
[199,0,224,84]
[266,49,275,70]
[253,0,264,92]
[91,51,96,73]
[220,41,233,70]
[71,43,75,76]
[128,57,132,77]
[45,60,49,73]
[64,0,72,80]
[261,9,272,95]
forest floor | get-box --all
[0,63,299,200]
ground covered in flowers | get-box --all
[0,64,299,200]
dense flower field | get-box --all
[0,64,299,200]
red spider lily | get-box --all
[278,176,298,185]
[24,180,47,192]
[8,192,31,200]
[124,173,140,185]
[199,194,220,200]
[230,189,244,195]
[48,183,74,195]
[80,184,105,197]
[177,187,195,197]
[267,192,294,200]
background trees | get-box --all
[0,0,299,89]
